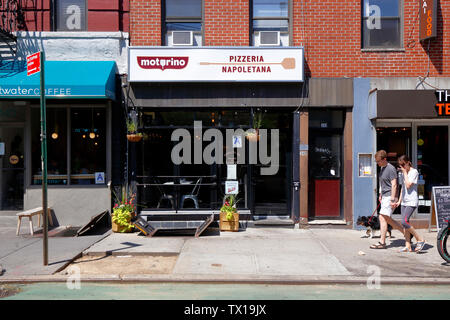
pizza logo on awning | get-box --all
[137,56,189,71]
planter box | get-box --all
[127,134,142,142]
[219,211,239,232]
[245,129,259,142]
[112,220,133,233]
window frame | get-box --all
[55,0,88,32]
[250,0,290,47]
[361,0,404,50]
[162,0,203,46]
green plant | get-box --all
[111,185,136,231]
[220,194,239,221]
[126,118,141,134]
[252,110,264,129]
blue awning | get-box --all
[0,60,117,100]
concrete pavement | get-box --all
[0,221,449,284]
[0,212,110,277]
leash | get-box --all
[368,201,381,223]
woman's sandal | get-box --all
[415,241,426,253]
[370,242,387,249]
[399,247,413,253]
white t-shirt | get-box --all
[401,168,419,207]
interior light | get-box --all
[89,132,96,139]
[82,134,86,139]
[51,132,58,140]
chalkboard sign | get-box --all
[432,186,450,231]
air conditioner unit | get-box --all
[259,31,280,46]
[172,31,194,46]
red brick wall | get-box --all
[204,0,249,46]
[129,0,449,77]
[293,0,449,77]
[130,0,160,45]
[1,0,129,32]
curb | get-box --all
[1,274,450,285]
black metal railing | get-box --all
[0,0,25,58]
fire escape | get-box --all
[0,0,25,60]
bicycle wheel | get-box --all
[437,227,450,263]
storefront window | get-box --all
[31,108,68,185]
[71,108,106,185]
[417,126,449,214]
[31,106,106,186]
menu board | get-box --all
[432,186,450,231]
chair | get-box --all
[180,178,202,209]
[155,179,176,209]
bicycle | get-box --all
[437,219,450,263]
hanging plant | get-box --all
[126,115,143,142]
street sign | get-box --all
[419,0,437,41]
[27,52,41,76]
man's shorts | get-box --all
[379,196,393,217]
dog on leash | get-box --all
[356,216,392,239]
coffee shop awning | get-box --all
[0,60,117,100]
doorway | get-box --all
[251,110,293,216]
[0,125,24,210]
[308,110,344,219]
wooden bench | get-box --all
[16,207,53,236]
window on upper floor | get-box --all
[163,0,202,46]
[362,0,402,49]
[251,0,289,47]
[56,0,87,31]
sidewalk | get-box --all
[0,213,110,278]
[1,224,448,284]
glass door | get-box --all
[0,125,24,210]
[251,110,292,216]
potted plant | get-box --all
[246,110,263,142]
[126,117,143,142]
[219,194,239,232]
[111,186,136,233]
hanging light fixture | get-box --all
[89,108,96,139]
[51,110,58,139]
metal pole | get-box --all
[39,51,48,266]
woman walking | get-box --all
[394,155,426,253]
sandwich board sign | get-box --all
[431,186,450,231]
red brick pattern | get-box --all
[203,0,249,46]
[1,0,129,32]
[129,0,449,77]
[292,0,449,77]
[130,0,161,45]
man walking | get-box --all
[370,150,404,249]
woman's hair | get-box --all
[398,154,412,167]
